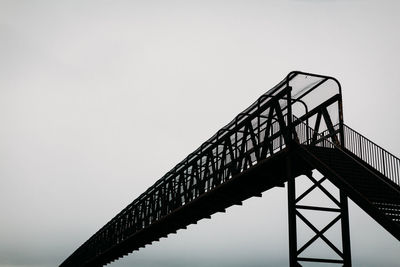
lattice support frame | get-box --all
[287,171,352,266]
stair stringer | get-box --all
[294,143,400,241]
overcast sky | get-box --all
[1,1,400,267]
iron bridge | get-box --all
[60,71,400,267]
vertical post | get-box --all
[338,93,345,147]
[338,90,352,267]
[287,156,298,267]
[286,86,298,266]
[287,86,293,141]
[340,191,352,267]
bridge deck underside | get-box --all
[88,149,312,266]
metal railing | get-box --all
[294,118,400,188]
[294,119,336,149]
[343,125,400,187]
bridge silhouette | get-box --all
[60,71,400,267]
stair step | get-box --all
[373,202,400,208]
[305,145,400,232]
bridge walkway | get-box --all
[60,72,400,267]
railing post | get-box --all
[287,86,293,142]
[338,94,345,147]
[382,149,386,176]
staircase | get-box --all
[296,124,400,241]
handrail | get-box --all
[294,118,400,188]
[343,125,400,187]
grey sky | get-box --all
[1,0,399,266]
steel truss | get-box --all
[288,170,352,266]
[61,72,366,267]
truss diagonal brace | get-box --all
[287,171,352,267]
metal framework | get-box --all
[286,83,352,266]
[288,172,351,266]
[60,72,400,267]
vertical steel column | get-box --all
[338,93,352,267]
[287,156,299,267]
[285,85,299,267]
[340,192,352,267]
